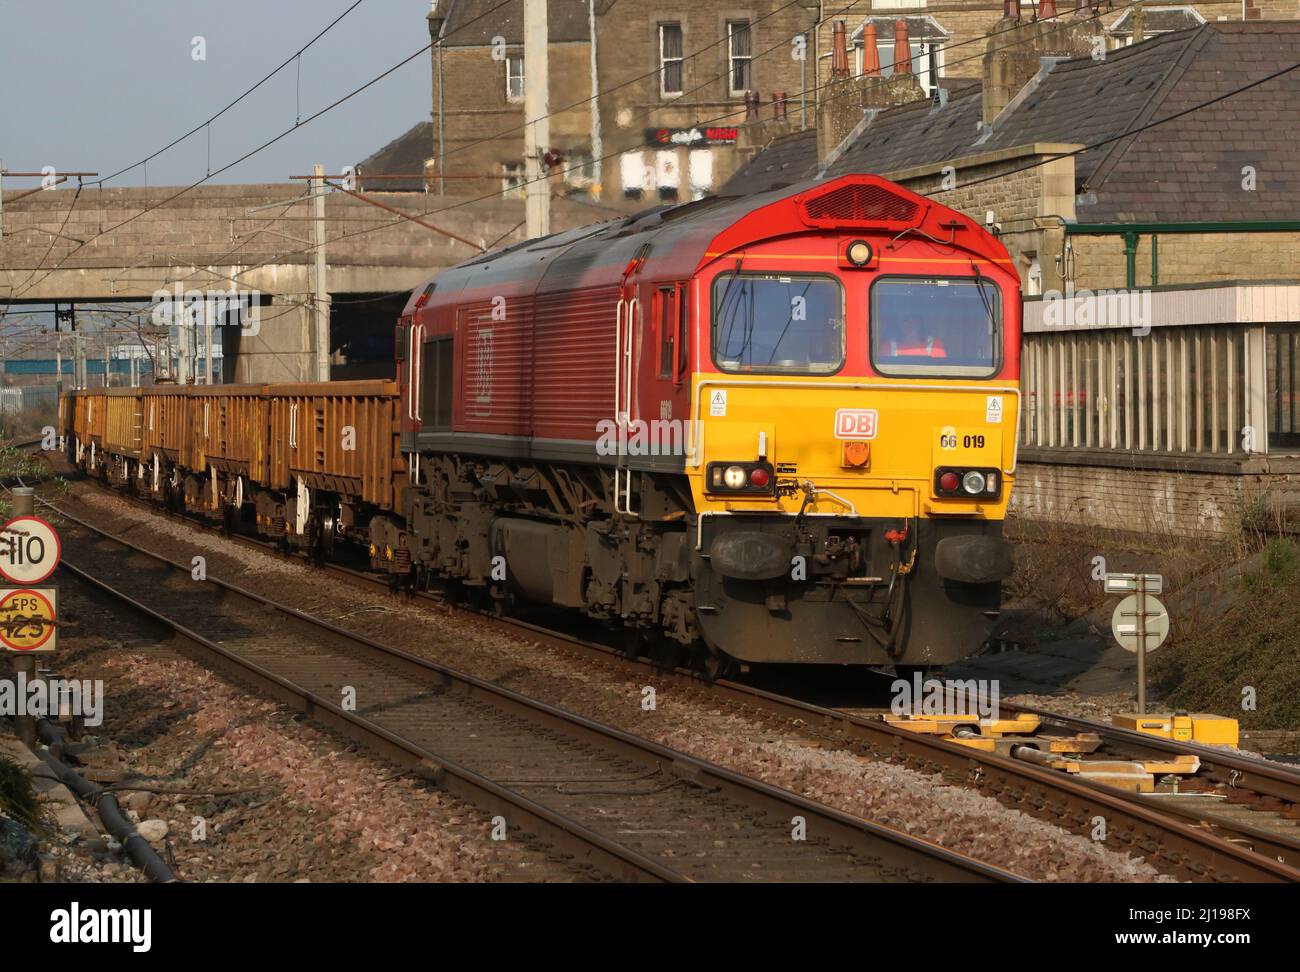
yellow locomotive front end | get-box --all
[684,177,1022,668]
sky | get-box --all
[0,0,433,188]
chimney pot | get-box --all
[744,91,760,121]
[772,91,788,120]
[893,20,912,76]
[1003,0,1019,19]
[831,20,850,79]
[1040,0,1058,17]
[862,23,881,76]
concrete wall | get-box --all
[0,183,604,382]
[1011,449,1300,536]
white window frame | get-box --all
[727,20,752,97]
[659,23,684,98]
[501,162,525,199]
[505,54,525,103]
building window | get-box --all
[727,21,752,96]
[620,152,648,199]
[501,162,525,199]
[660,23,683,97]
[505,54,525,103]
[687,148,713,200]
[655,150,679,202]
[869,39,944,94]
[564,151,595,193]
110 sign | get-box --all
[0,516,62,585]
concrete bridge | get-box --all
[0,182,604,383]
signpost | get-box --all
[1,500,61,747]
[1106,572,1168,714]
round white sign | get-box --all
[0,516,62,585]
[1111,593,1170,653]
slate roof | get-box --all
[727,22,1300,224]
[356,123,433,191]
[719,128,818,195]
[436,0,591,47]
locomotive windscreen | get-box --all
[869,276,1002,377]
[711,273,845,375]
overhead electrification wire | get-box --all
[93,0,370,187]
[9,0,518,304]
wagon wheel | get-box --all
[619,628,648,661]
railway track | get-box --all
[23,451,1300,882]
[40,500,1018,884]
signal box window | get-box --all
[870,277,1000,377]
[712,273,844,375]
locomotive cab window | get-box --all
[712,273,844,375]
[421,337,455,430]
[870,276,1001,377]
[657,284,687,381]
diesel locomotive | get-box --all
[65,173,1021,674]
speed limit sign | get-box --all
[0,516,62,584]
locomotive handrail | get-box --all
[614,298,625,430]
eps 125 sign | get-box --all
[0,516,62,584]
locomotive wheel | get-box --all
[702,647,736,682]
[648,634,684,672]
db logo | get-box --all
[834,409,879,440]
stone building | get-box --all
[360,0,819,206]
[359,2,1300,209]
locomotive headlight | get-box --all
[723,465,748,489]
[961,470,987,495]
[845,239,873,267]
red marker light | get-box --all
[749,467,770,488]
[939,471,959,492]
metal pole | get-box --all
[12,655,37,749]
[587,0,603,198]
[524,0,550,239]
[8,482,40,748]
[1136,576,1148,715]
[800,34,807,130]
[103,339,110,389]
[312,163,330,382]
[204,298,215,384]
